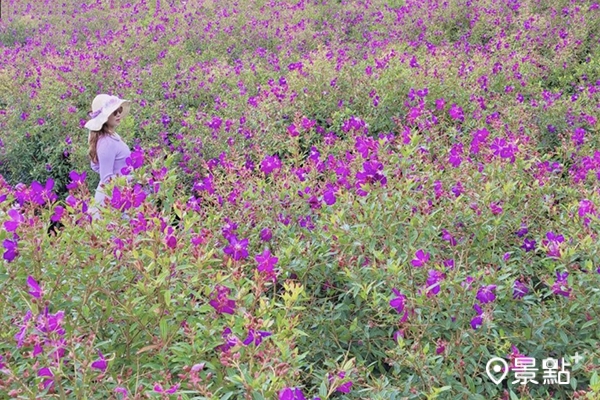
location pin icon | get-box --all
[486,357,509,385]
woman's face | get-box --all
[106,106,123,130]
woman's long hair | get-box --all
[88,123,112,164]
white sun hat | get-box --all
[84,94,131,131]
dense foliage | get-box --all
[1,0,600,398]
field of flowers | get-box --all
[1,0,600,398]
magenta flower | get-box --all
[448,143,463,168]
[522,238,536,252]
[223,235,249,260]
[209,285,236,315]
[154,383,179,394]
[572,127,585,146]
[543,231,564,258]
[471,304,484,330]
[165,234,177,250]
[390,288,406,314]
[91,351,108,372]
[217,327,240,353]
[14,310,32,347]
[38,367,54,389]
[441,229,457,246]
[323,186,337,206]
[259,227,272,242]
[242,329,272,346]
[513,280,529,299]
[301,117,316,130]
[126,149,145,170]
[114,387,128,397]
[355,161,386,196]
[30,178,58,206]
[490,201,503,215]
[66,170,87,190]
[51,205,65,223]
[4,208,24,232]
[255,248,278,281]
[279,387,306,400]
[552,272,571,298]
[328,371,353,393]
[435,98,445,110]
[288,123,300,137]
[411,249,430,267]
[27,276,43,299]
[260,154,282,175]
[448,104,464,122]
[476,285,497,304]
[337,380,353,393]
[435,340,446,355]
[426,270,445,297]
[0,355,4,369]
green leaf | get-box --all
[159,319,169,341]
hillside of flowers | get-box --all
[1,0,600,398]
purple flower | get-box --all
[546,231,564,243]
[51,206,65,223]
[389,288,406,314]
[471,315,483,330]
[126,150,145,170]
[242,329,272,346]
[552,272,571,298]
[337,380,353,393]
[471,303,484,330]
[14,310,32,347]
[448,143,463,168]
[4,208,24,232]
[355,161,386,196]
[255,248,278,281]
[91,351,108,372]
[441,229,457,246]
[279,387,306,400]
[301,117,316,131]
[260,154,282,175]
[448,104,464,122]
[30,178,58,205]
[259,227,272,242]
[288,124,300,137]
[572,127,585,146]
[522,238,536,252]
[323,187,337,206]
[154,383,179,394]
[515,225,528,237]
[451,181,463,197]
[490,202,503,215]
[476,285,497,304]
[223,235,249,260]
[209,285,236,315]
[435,98,445,110]
[38,367,54,389]
[513,280,529,299]
[27,276,42,299]
[426,270,445,297]
[411,249,430,267]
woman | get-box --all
[84,94,133,220]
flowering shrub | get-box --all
[1,0,600,399]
